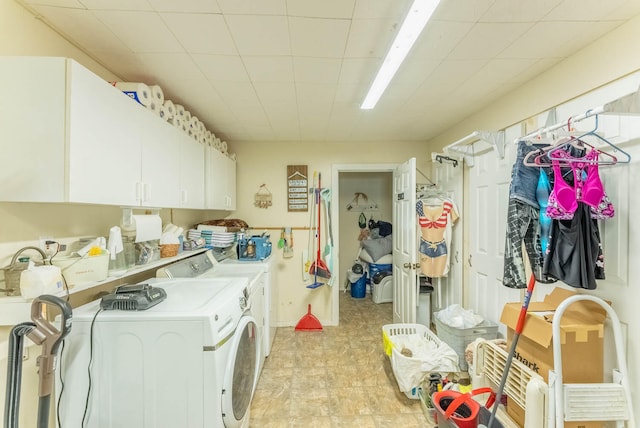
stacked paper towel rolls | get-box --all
[110,81,235,159]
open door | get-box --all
[392,158,417,323]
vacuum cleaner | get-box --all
[4,295,72,428]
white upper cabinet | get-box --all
[205,146,236,210]
[0,57,210,209]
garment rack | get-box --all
[442,130,506,167]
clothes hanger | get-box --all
[521,118,592,167]
[547,114,629,165]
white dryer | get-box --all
[157,250,275,361]
[56,278,260,428]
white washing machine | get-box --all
[157,250,275,362]
[56,278,260,428]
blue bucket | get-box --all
[351,273,367,298]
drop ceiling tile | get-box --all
[296,83,337,111]
[216,0,286,15]
[79,0,151,11]
[242,56,294,83]
[500,21,622,60]
[29,6,130,53]
[22,0,84,7]
[93,10,183,53]
[338,58,379,84]
[287,0,355,19]
[213,82,262,108]
[293,57,342,84]
[147,0,221,13]
[161,13,236,55]
[410,20,473,60]
[289,17,350,58]
[480,0,562,23]
[352,0,412,19]
[546,0,640,21]
[448,22,533,60]
[407,59,487,105]
[432,0,493,22]
[253,82,298,110]
[344,18,399,58]
[192,54,250,82]
[225,15,290,56]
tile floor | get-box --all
[249,291,431,427]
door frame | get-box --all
[330,163,398,325]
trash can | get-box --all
[350,272,367,298]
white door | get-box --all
[467,144,521,326]
[431,158,464,312]
[392,158,417,323]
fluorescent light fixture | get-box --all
[360,0,441,109]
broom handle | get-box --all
[487,273,536,428]
[316,173,322,260]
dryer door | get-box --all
[222,314,261,427]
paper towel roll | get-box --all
[159,104,170,121]
[146,100,161,116]
[163,100,176,119]
[133,215,162,243]
[170,116,183,129]
[175,104,185,117]
[111,82,153,107]
[184,110,192,122]
[150,84,165,104]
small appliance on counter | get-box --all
[237,233,272,261]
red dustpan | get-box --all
[295,304,323,331]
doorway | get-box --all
[330,163,397,325]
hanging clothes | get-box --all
[543,148,609,289]
[503,141,557,288]
[416,196,459,278]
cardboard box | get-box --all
[499,287,606,428]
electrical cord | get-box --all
[81,308,103,428]
[56,340,66,428]
[47,241,71,300]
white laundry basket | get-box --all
[382,323,460,399]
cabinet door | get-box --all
[139,111,181,208]
[0,57,66,202]
[205,146,228,210]
[178,134,205,209]
[224,155,237,210]
[67,60,142,205]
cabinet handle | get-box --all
[142,182,149,202]
[181,190,187,204]
[135,182,142,202]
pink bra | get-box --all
[546,149,614,220]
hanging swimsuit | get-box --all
[536,169,552,253]
[546,149,614,220]
[416,200,453,258]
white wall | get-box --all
[230,141,428,326]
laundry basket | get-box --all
[382,323,460,399]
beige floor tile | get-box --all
[250,293,429,426]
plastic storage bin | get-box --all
[434,315,498,371]
[51,253,109,287]
[368,263,392,284]
[350,273,367,298]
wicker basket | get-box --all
[160,244,180,258]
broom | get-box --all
[309,172,331,281]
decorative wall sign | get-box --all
[287,165,308,212]
[254,184,273,209]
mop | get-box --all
[320,187,335,286]
[485,273,536,428]
[308,172,331,282]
